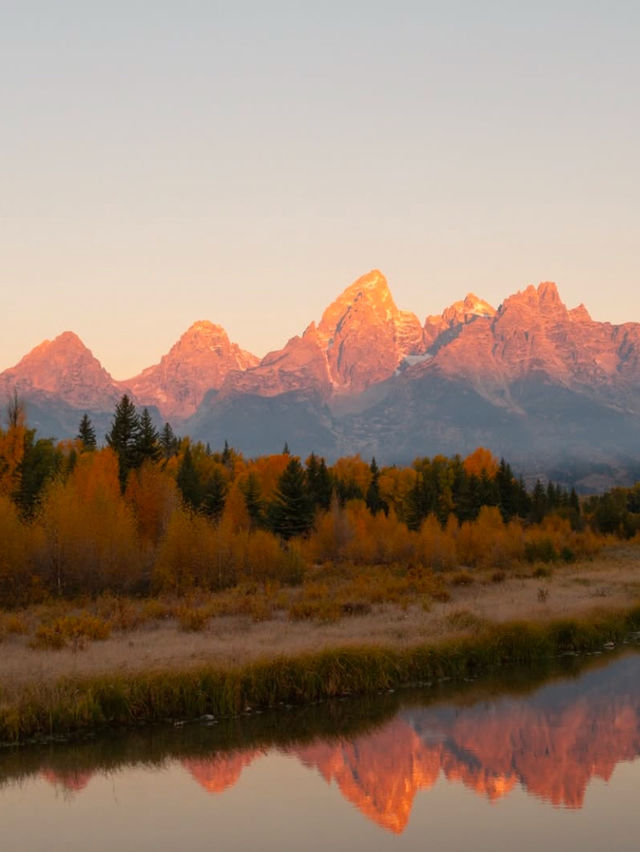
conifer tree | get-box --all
[305,453,333,510]
[365,457,386,514]
[531,479,547,523]
[105,394,141,490]
[569,487,580,515]
[77,413,97,451]
[159,422,179,459]
[242,472,264,527]
[136,408,161,464]
[268,457,314,539]
[496,458,518,520]
[202,468,228,521]
[176,445,201,509]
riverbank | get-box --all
[1,547,640,742]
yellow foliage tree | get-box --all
[416,514,458,571]
[0,493,40,604]
[38,449,142,595]
[126,461,179,545]
[463,447,499,478]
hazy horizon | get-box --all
[2,2,638,377]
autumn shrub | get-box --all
[450,570,474,586]
[416,514,457,570]
[142,598,174,622]
[342,501,377,563]
[153,508,236,593]
[205,583,278,621]
[288,597,342,622]
[176,605,210,632]
[30,613,111,650]
[445,608,487,632]
[340,501,414,565]
[94,593,147,631]
[456,506,524,568]
[279,540,306,585]
[244,529,284,582]
[306,498,353,562]
[524,538,557,563]
[372,509,415,564]
[2,613,29,635]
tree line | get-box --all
[0,393,637,605]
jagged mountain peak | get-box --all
[181,319,229,338]
[313,269,425,391]
[424,292,496,343]
[315,269,396,343]
[125,320,259,420]
[221,270,425,401]
[569,303,592,323]
[23,330,92,359]
[0,331,121,411]
[500,280,566,315]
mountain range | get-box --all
[3,269,640,488]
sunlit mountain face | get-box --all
[5,271,640,485]
[35,654,640,834]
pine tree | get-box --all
[242,472,264,527]
[305,453,333,510]
[365,457,386,514]
[136,408,161,464]
[202,468,228,521]
[77,413,97,451]
[496,458,518,520]
[105,394,141,490]
[268,457,314,539]
[531,479,547,523]
[569,487,580,514]
[176,445,201,510]
[282,442,290,455]
[14,433,62,517]
[159,422,179,459]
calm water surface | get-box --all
[2,653,640,851]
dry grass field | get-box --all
[1,545,639,695]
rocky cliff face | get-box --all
[420,282,640,414]
[124,321,258,419]
[221,269,427,400]
[0,331,123,412]
[424,292,496,345]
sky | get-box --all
[1,1,638,379]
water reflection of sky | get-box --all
[2,654,640,852]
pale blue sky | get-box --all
[1,1,638,378]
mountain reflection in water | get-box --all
[14,653,640,836]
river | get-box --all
[1,651,639,850]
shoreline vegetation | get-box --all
[1,395,640,742]
[0,651,625,790]
[1,604,640,745]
